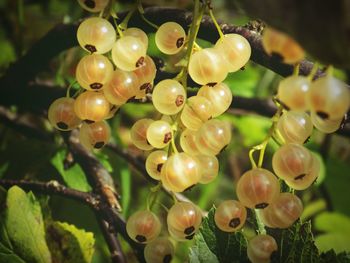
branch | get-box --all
[0,179,100,208]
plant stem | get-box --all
[254,209,267,235]
[208,9,224,39]
[137,0,159,29]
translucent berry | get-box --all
[197,83,233,117]
[180,96,213,131]
[272,143,319,189]
[276,111,313,144]
[277,75,310,111]
[145,150,168,180]
[161,152,201,192]
[144,237,175,263]
[112,36,147,71]
[48,97,81,131]
[79,121,110,150]
[215,34,251,72]
[196,154,219,184]
[196,119,231,156]
[247,234,278,263]
[262,27,305,64]
[155,22,186,55]
[310,111,342,134]
[167,202,202,241]
[146,120,173,149]
[152,79,186,115]
[179,129,201,156]
[133,56,157,99]
[124,27,149,49]
[188,48,228,86]
[214,200,247,232]
[126,210,161,244]
[76,54,113,91]
[77,0,109,12]
[130,119,154,151]
[74,91,110,122]
[103,69,139,105]
[236,168,280,209]
[307,75,350,120]
[77,17,116,54]
[260,193,303,229]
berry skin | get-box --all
[152,79,186,115]
[188,48,228,86]
[126,210,161,244]
[155,22,186,55]
[277,76,310,111]
[196,154,219,184]
[103,69,139,106]
[276,111,313,144]
[272,143,319,190]
[130,119,154,151]
[236,168,280,209]
[180,129,201,156]
[196,119,231,156]
[79,121,110,150]
[77,17,116,54]
[247,234,278,263]
[167,202,202,241]
[214,200,247,232]
[215,34,251,72]
[77,0,109,13]
[133,56,157,99]
[76,54,113,91]
[197,83,233,117]
[260,193,303,229]
[180,96,213,131]
[307,75,350,120]
[310,111,342,133]
[74,91,110,122]
[112,36,147,71]
[262,27,305,64]
[145,150,168,180]
[48,97,81,131]
[124,27,149,49]
[161,152,202,192]
[144,237,175,263]
[146,120,173,149]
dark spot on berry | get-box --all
[316,111,329,120]
[84,0,96,8]
[90,82,103,90]
[84,120,95,124]
[175,95,184,107]
[240,66,245,71]
[163,254,172,263]
[156,163,163,172]
[140,83,153,95]
[303,136,310,144]
[176,37,184,48]
[229,218,241,228]
[57,121,68,130]
[255,203,269,209]
[207,82,217,87]
[136,56,145,68]
[135,235,147,243]
[94,141,105,149]
[184,226,195,235]
[295,173,306,180]
[85,44,97,53]
[163,132,172,144]
[185,233,195,240]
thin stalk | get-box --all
[208,9,224,39]
[254,209,266,235]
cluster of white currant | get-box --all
[48,0,156,151]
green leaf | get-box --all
[189,232,219,263]
[316,233,350,254]
[121,168,131,216]
[46,221,95,263]
[51,150,91,192]
[190,207,249,263]
[3,186,51,263]
[95,151,113,173]
[270,221,319,262]
[314,212,350,235]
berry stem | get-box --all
[137,0,159,29]
[293,63,300,76]
[208,8,225,39]
[307,62,319,80]
[254,209,267,235]
[65,81,77,98]
[118,4,137,31]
